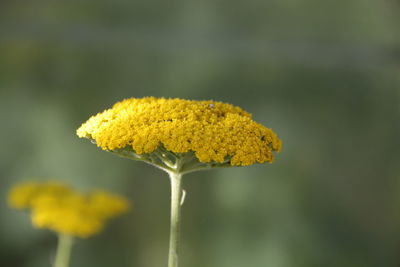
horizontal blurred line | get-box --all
[0,23,398,69]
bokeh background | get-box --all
[1,0,399,266]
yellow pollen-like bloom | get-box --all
[88,190,130,219]
[8,181,129,238]
[77,97,282,166]
[8,181,73,209]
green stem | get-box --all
[168,171,183,267]
[54,234,74,267]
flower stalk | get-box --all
[54,234,74,267]
[168,171,183,267]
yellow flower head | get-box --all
[77,97,282,166]
[7,181,73,209]
[89,190,130,219]
[8,181,129,238]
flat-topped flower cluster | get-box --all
[77,97,281,166]
[8,181,129,238]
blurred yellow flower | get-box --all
[89,190,130,219]
[77,97,281,166]
[8,181,72,209]
[8,181,129,238]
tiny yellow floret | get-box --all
[8,181,129,238]
[77,97,282,166]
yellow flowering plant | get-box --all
[77,97,281,267]
[8,181,129,267]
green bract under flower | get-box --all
[77,97,281,167]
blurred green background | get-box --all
[1,0,399,266]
